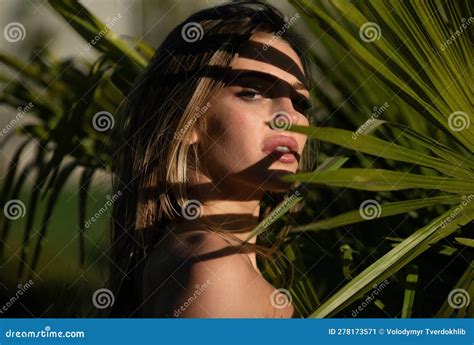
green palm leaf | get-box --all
[310,201,474,317]
[283,168,474,194]
[291,195,465,233]
[291,0,473,150]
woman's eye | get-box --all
[293,98,312,116]
[237,89,262,100]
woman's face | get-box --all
[197,32,310,194]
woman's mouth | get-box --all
[272,149,297,163]
[262,136,300,164]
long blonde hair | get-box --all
[109,0,315,316]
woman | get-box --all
[109,0,315,318]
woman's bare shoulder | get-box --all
[144,229,240,269]
[143,229,258,294]
[142,230,294,318]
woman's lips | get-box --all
[262,135,300,164]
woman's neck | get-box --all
[184,177,264,243]
[173,200,261,242]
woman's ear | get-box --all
[189,113,208,145]
[188,128,199,145]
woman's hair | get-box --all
[108,0,315,317]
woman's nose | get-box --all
[271,97,300,127]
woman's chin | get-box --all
[260,170,297,192]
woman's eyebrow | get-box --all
[292,80,308,91]
[226,70,310,97]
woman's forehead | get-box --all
[231,33,308,94]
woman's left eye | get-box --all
[237,89,262,100]
[293,98,312,115]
